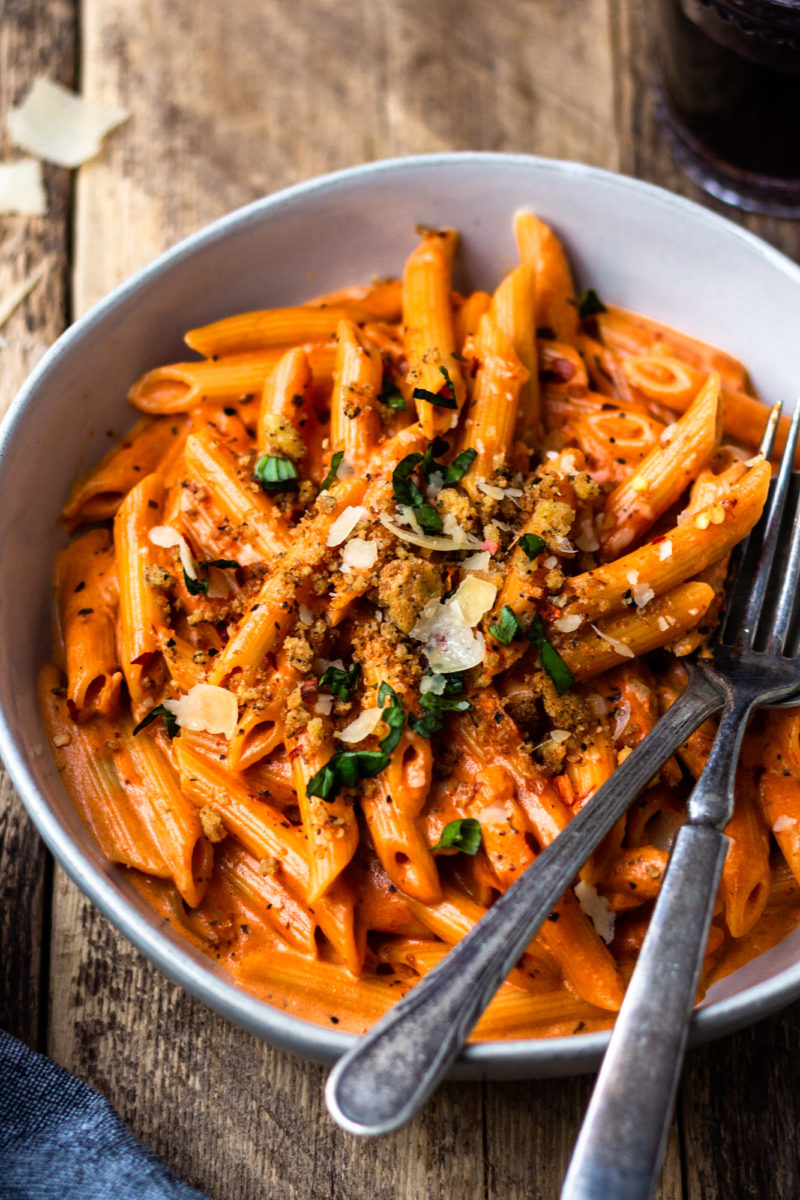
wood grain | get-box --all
[2,0,798,1196]
[0,0,76,1049]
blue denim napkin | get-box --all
[0,1028,208,1199]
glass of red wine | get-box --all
[656,0,800,215]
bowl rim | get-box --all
[4,149,800,1074]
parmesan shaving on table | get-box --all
[8,78,128,169]
[0,160,47,216]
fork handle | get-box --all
[325,669,722,1137]
[560,822,726,1200]
[561,688,755,1200]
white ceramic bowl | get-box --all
[3,153,800,1078]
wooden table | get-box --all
[2,3,799,1197]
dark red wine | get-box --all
[656,0,800,213]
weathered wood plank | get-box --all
[0,0,76,1049]
[680,1011,800,1200]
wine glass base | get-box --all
[656,86,800,218]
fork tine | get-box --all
[765,470,800,653]
[718,402,783,644]
[739,400,800,646]
[759,401,783,460]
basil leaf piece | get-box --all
[318,661,361,702]
[306,749,391,802]
[431,817,482,856]
[575,288,607,319]
[184,557,240,596]
[320,450,345,492]
[380,377,407,411]
[519,533,546,560]
[254,454,299,493]
[183,569,209,596]
[419,436,449,481]
[392,452,424,507]
[413,503,443,535]
[526,614,574,695]
[204,558,240,570]
[444,447,477,484]
[489,604,521,646]
[412,385,457,411]
[378,682,405,755]
[132,703,180,739]
[409,672,471,739]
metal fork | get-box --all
[326,402,800,1144]
[561,405,800,1200]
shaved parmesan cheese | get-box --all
[773,815,796,833]
[0,159,46,216]
[314,694,334,716]
[339,706,383,743]
[658,539,673,560]
[554,535,578,555]
[327,505,367,547]
[549,729,571,744]
[611,700,632,741]
[626,570,640,586]
[477,481,523,502]
[575,881,616,944]
[410,595,486,673]
[657,616,669,631]
[314,657,344,675]
[451,575,497,627]
[298,604,313,625]
[0,263,46,334]
[378,511,481,553]
[543,556,558,569]
[8,78,128,168]
[148,524,197,580]
[591,623,635,659]
[341,537,378,572]
[552,613,583,633]
[632,583,655,608]
[420,673,447,696]
[164,684,238,739]
[461,550,491,573]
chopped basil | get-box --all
[487,604,573,693]
[519,533,547,560]
[306,749,391,802]
[489,604,521,646]
[418,436,449,481]
[431,817,482,856]
[183,557,240,596]
[254,454,299,493]
[413,503,443,535]
[527,614,574,695]
[392,452,425,508]
[380,377,407,411]
[318,661,361,702]
[320,450,345,492]
[409,673,471,738]
[412,365,458,411]
[132,704,180,739]
[443,447,477,484]
[378,682,405,754]
[575,288,607,319]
